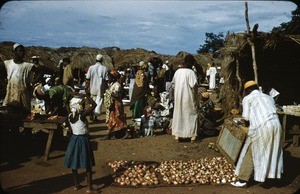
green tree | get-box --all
[197,32,224,54]
[271,7,300,34]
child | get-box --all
[141,106,155,136]
[64,92,97,193]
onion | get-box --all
[109,157,238,187]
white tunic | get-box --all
[208,66,217,89]
[85,62,108,115]
[3,59,33,111]
[171,68,198,138]
[85,62,108,96]
[68,114,88,135]
[235,90,283,182]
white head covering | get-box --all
[32,56,40,59]
[45,77,51,83]
[57,59,63,68]
[69,97,83,115]
[139,61,145,66]
[96,54,103,60]
[13,43,22,51]
[162,64,169,70]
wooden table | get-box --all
[23,116,67,161]
[277,110,300,147]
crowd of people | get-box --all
[0,43,284,191]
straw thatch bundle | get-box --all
[219,32,300,115]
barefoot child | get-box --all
[64,92,97,193]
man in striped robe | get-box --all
[231,80,283,187]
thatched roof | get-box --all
[218,32,300,114]
[0,41,219,75]
[0,42,115,70]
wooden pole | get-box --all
[236,59,243,109]
[245,1,259,84]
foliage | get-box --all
[197,32,224,54]
[271,7,300,35]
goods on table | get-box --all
[282,105,300,116]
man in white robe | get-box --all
[171,54,198,142]
[208,63,217,90]
[2,43,35,114]
[85,54,109,121]
[231,80,283,187]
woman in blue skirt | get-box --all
[64,92,97,193]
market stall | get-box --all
[22,115,67,161]
[277,105,300,147]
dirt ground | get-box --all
[1,104,300,194]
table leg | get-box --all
[293,135,299,147]
[42,130,54,161]
[282,114,287,144]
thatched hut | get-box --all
[219,32,300,115]
[0,42,115,70]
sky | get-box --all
[0,1,297,55]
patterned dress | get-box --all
[105,81,127,132]
[130,69,149,119]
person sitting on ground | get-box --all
[147,91,159,109]
[198,92,217,136]
[64,92,97,193]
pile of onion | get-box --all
[108,160,159,186]
[155,157,237,185]
[108,157,237,186]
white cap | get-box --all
[166,60,169,64]
[32,56,40,59]
[96,54,103,60]
[139,61,145,66]
[45,77,51,83]
[13,43,22,51]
